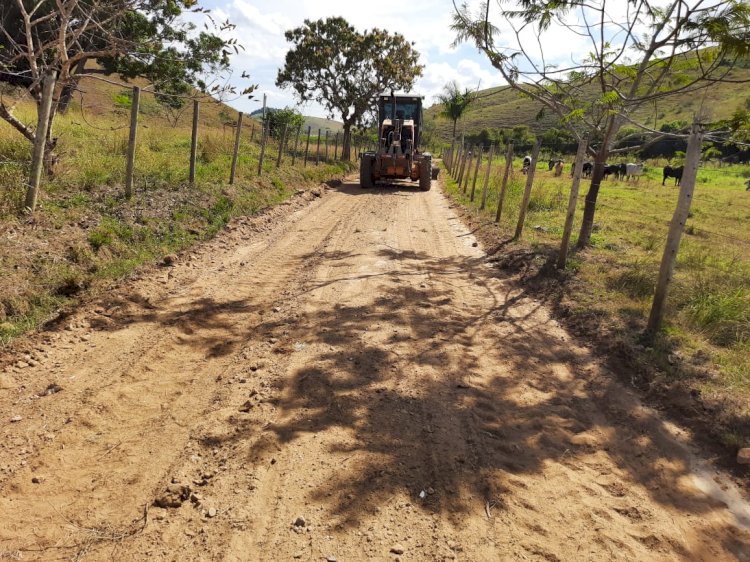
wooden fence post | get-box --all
[291,125,302,166]
[453,144,463,178]
[557,136,588,269]
[257,119,268,176]
[457,146,468,186]
[124,85,140,199]
[495,141,514,223]
[23,71,56,212]
[334,132,339,161]
[189,99,199,184]
[470,147,483,199]
[646,124,704,338]
[479,145,495,209]
[462,147,474,193]
[250,122,256,142]
[276,124,288,168]
[514,140,542,239]
[229,111,243,185]
[303,126,312,167]
[324,130,330,162]
[316,129,321,165]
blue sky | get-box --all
[197,0,510,119]
[195,0,601,120]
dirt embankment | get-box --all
[0,178,748,561]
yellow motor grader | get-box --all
[359,92,438,191]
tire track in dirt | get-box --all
[1,179,749,561]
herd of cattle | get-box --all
[519,156,689,186]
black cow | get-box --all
[582,162,593,178]
[603,163,625,180]
[745,179,750,191]
[663,165,684,186]
[548,158,563,171]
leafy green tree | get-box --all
[267,107,305,140]
[0,0,253,173]
[435,80,476,154]
[452,0,750,247]
[276,17,423,160]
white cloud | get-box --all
[202,0,615,118]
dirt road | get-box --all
[1,178,749,561]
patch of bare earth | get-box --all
[0,177,748,561]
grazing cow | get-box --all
[625,162,645,181]
[582,161,593,178]
[522,155,532,174]
[662,165,684,186]
[602,164,619,179]
[745,179,750,191]
[548,159,556,171]
[554,161,564,177]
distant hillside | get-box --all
[425,65,750,141]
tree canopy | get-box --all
[451,0,750,247]
[276,17,423,158]
[435,80,476,143]
[0,0,253,172]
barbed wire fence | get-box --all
[0,71,374,215]
[441,125,750,337]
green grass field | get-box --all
[0,82,353,345]
[442,154,750,445]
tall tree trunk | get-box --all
[57,60,86,114]
[42,89,61,177]
[576,116,622,248]
[342,122,352,160]
[575,150,606,249]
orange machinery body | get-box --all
[373,157,420,181]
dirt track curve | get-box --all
[1,177,749,561]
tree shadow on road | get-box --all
[232,246,750,557]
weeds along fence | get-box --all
[441,131,750,355]
[0,73,373,216]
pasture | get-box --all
[444,155,750,445]
[0,89,352,346]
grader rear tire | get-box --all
[419,158,432,191]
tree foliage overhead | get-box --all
[451,0,750,247]
[275,16,423,158]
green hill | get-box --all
[425,65,750,142]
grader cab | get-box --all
[359,92,438,191]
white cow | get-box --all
[625,162,644,182]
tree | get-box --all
[276,17,423,160]
[267,107,305,140]
[0,0,253,175]
[452,0,750,247]
[435,80,476,154]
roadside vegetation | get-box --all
[442,156,750,449]
[0,83,353,345]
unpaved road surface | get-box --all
[1,178,749,561]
